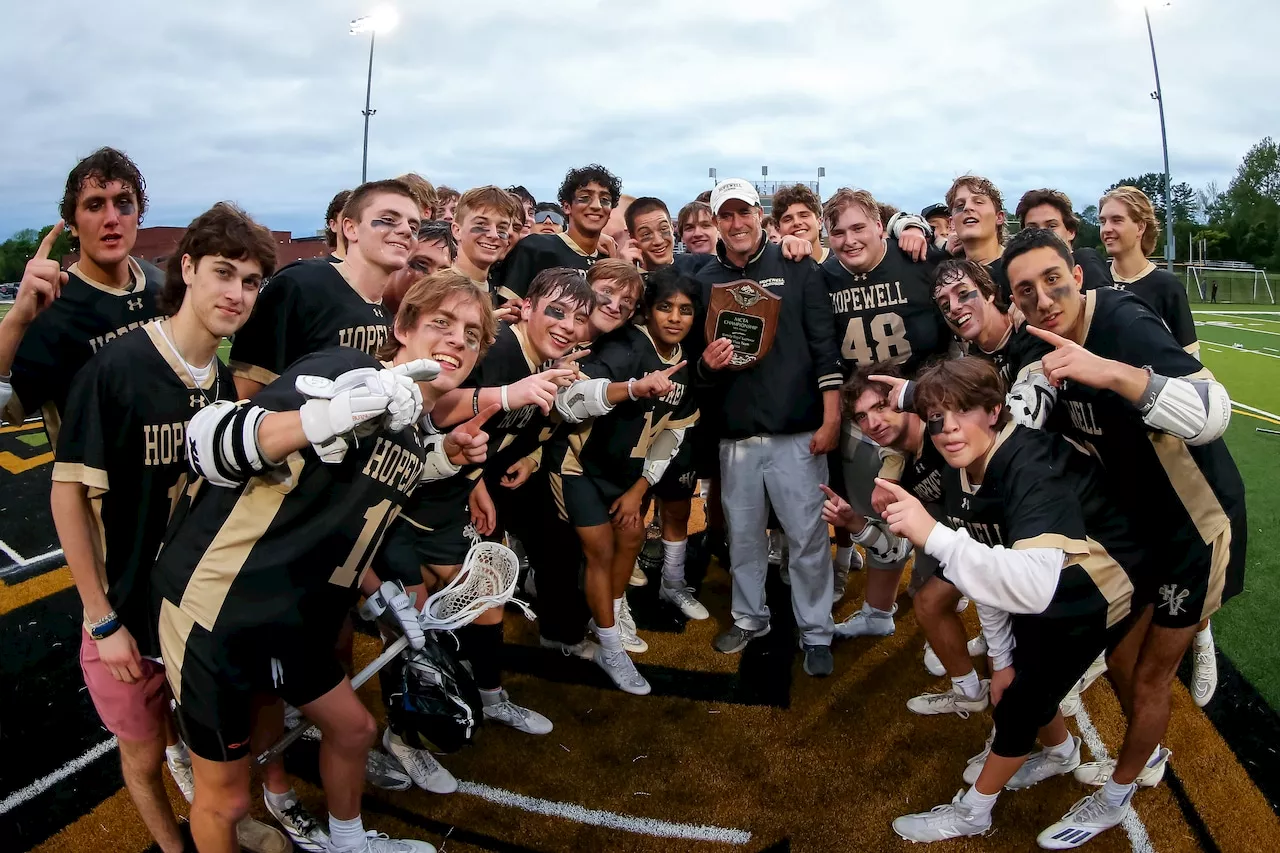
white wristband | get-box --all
[500,384,511,412]
[627,378,637,401]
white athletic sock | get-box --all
[263,785,297,810]
[479,687,503,706]
[1101,776,1135,808]
[953,670,982,700]
[165,742,189,765]
[1046,734,1075,760]
[864,601,893,618]
[835,545,854,570]
[1194,622,1213,648]
[960,785,999,817]
[595,622,624,653]
[612,597,623,620]
[1146,745,1165,767]
[661,538,687,585]
[328,814,366,850]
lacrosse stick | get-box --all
[255,540,530,766]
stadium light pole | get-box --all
[1141,2,1176,271]
[350,6,400,184]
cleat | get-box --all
[659,583,709,620]
[892,790,992,842]
[924,635,989,677]
[539,635,597,660]
[594,646,651,695]
[1007,736,1081,790]
[955,596,970,613]
[713,623,771,654]
[835,601,894,639]
[1037,789,1132,849]
[328,831,437,853]
[1074,747,1170,788]
[1078,654,1108,693]
[963,728,996,786]
[617,596,648,653]
[366,748,412,791]
[381,729,457,794]
[482,689,553,735]
[165,746,195,804]
[629,561,648,587]
[235,817,291,853]
[907,680,990,718]
[263,790,328,852]
[1191,635,1217,707]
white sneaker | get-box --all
[955,596,970,613]
[835,602,895,639]
[1037,789,1133,849]
[1060,683,1083,718]
[962,728,996,785]
[892,790,992,842]
[617,596,648,653]
[539,635,597,660]
[263,791,329,853]
[165,747,195,803]
[907,681,990,718]
[594,646,651,695]
[366,749,412,791]
[629,561,648,587]
[1079,654,1108,693]
[381,729,458,794]
[482,689,553,735]
[1007,736,1081,790]
[1073,747,1171,788]
[328,831,436,853]
[1192,634,1217,707]
[659,582,709,620]
[236,817,292,853]
[923,635,988,677]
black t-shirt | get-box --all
[819,239,951,378]
[4,257,162,448]
[229,258,391,387]
[497,233,602,301]
[1111,263,1198,353]
[153,347,428,643]
[53,322,235,653]
[938,423,1140,625]
[987,255,1011,306]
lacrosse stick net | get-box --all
[421,540,534,631]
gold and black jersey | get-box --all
[1111,262,1199,356]
[552,324,700,489]
[153,348,427,667]
[819,239,951,378]
[496,232,601,301]
[228,258,391,388]
[967,323,1043,389]
[879,429,947,505]
[52,322,234,654]
[3,257,162,448]
[940,423,1139,628]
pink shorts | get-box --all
[79,628,170,742]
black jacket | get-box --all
[695,233,842,439]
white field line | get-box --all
[0,539,65,578]
[0,737,118,814]
[1202,341,1280,361]
[1074,707,1155,853]
[1197,320,1280,338]
[1192,309,1280,315]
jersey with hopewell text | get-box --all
[1021,287,1245,600]
[496,232,601,302]
[820,239,951,378]
[228,258,391,388]
[53,322,235,655]
[3,257,162,448]
[879,427,947,506]
[938,423,1139,627]
[552,324,699,489]
[1111,263,1198,356]
[152,347,428,654]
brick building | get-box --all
[63,226,330,268]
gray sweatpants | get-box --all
[720,432,835,646]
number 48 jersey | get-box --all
[820,239,952,378]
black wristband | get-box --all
[472,387,481,416]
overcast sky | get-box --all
[2,0,1275,239]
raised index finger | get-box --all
[37,221,65,260]
[1025,324,1071,349]
[459,403,502,435]
[557,349,590,366]
[873,477,909,499]
[662,360,688,377]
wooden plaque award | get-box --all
[704,280,782,369]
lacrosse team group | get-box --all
[0,146,1246,852]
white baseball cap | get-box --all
[710,179,761,215]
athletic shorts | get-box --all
[555,473,626,528]
[80,628,170,742]
[651,462,697,502]
[164,622,347,762]
[377,512,473,587]
[1135,510,1247,629]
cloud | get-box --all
[0,0,1273,238]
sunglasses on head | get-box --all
[534,210,565,226]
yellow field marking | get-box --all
[1232,408,1280,427]
[0,566,72,616]
[0,450,52,474]
[0,422,42,435]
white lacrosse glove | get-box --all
[852,518,912,565]
[359,580,426,651]
[384,359,439,432]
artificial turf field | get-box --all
[2,303,1280,852]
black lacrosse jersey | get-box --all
[397,414,477,533]
[987,255,1012,305]
[879,427,947,505]
[1111,263,1198,355]
[52,323,235,654]
[820,239,951,378]
[938,423,1139,627]
[1021,287,1244,576]
[228,258,391,387]
[967,322,1044,388]
[4,257,161,448]
[152,347,428,648]
[497,233,601,301]
[553,324,700,489]
[1076,247,1113,291]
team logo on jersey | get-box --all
[961,496,970,510]
[373,305,385,318]
[678,470,696,488]
[128,297,144,311]
[189,394,205,409]
[756,277,785,291]
[1158,583,1190,616]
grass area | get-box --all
[1178,268,1278,305]
[217,338,231,364]
[0,302,9,321]
[1196,313,1280,708]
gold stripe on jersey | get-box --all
[1013,532,1090,558]
[159,599,197,704]
[1072,538,1136,628]
[229,361,280,388]
[637,326,683,367]
[958,422,1016,494]
[878,452,906,481]
[562,426,589,477]
[1203,524,1232,620]
[1148,432,1230,545]
[1110,261,1157,285]
[51,462,110,495]
[1078,288,1100,343]
[511,324,542,374]
[496,286,520,303]
[557,232,595,258]
[548,472,568,522]
[68,257,147,297]
[333,260,380,304]
[177,453,305,632]
[142,324,220,391]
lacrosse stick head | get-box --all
[421,541,522,631]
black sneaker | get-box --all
[803,644,834,677]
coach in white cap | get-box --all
[694,178,843,677]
